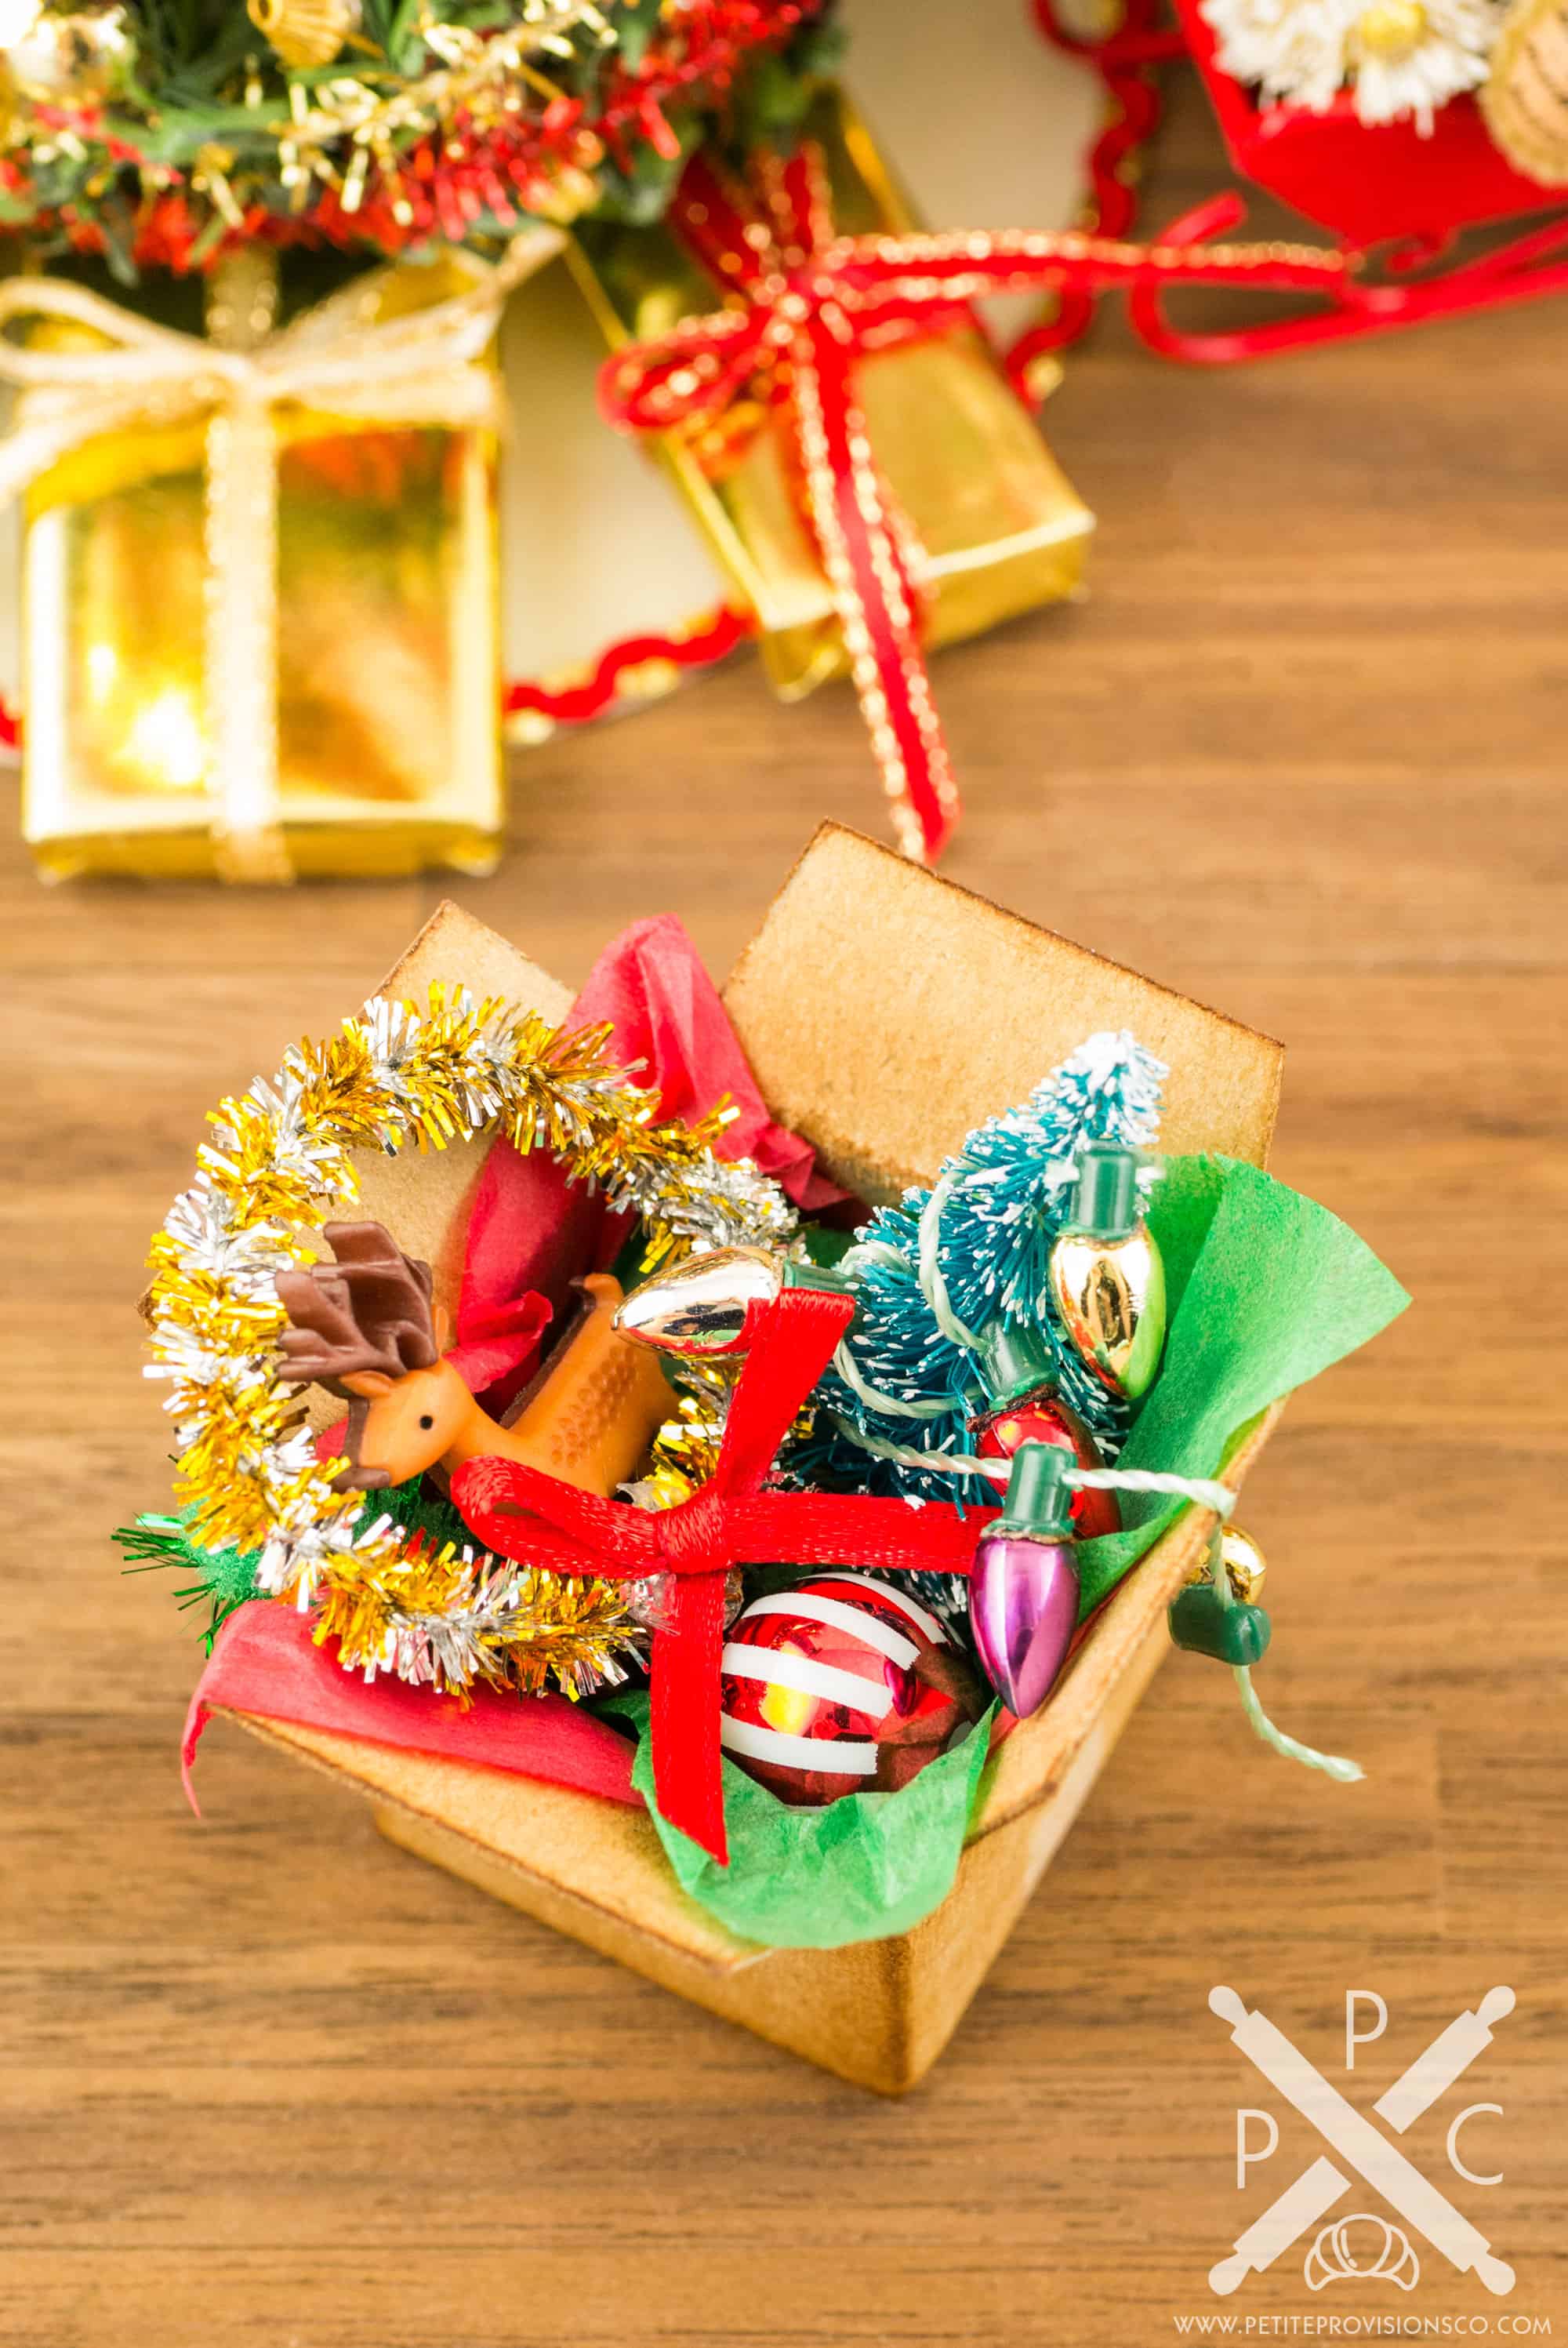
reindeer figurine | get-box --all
[274,1221,674,1501]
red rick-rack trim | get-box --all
[10,2,818,272]
[0,610,753,760]
[503,603,755,725]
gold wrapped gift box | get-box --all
[571,86,1096,701]
[14,250,510,882]
[204,827,1284,2094]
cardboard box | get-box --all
[217,825,1284,2093]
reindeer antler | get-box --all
[274,1221,440,1389]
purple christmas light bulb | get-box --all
[969,1441,1082,1719]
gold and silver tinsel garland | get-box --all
[144,982,797,1696]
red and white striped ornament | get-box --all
[719,1572,983,1807]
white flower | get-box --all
[1203,0,1352,110]
[1201,0,1504,129]
[1348,0,1500,127]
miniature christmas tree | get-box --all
[0,2,830,274]
[797,1031,1168,1509]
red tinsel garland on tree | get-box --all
[1,2,814,273]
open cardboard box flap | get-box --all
[217,823,1285,2085]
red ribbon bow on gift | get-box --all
[452,1285,996,1865]
[598,148,1352,864]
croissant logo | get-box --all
[1209,1986,1515,2299]
[1304,2212,1421,2291]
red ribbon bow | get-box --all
[452,1285,996,1864]
[599,149,1351,864]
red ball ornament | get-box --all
[719,1573,984,1807]
[971,1389,1121,1541]
[967,1321,1121,1541]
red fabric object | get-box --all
[456,910,844,1410]
[600,150,1350,863]
[181,1600,640,1813]
[445,1286,555,1412]
[453,1288,997,1866]
[572,913,844,1214]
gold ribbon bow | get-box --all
[0,229,562,881]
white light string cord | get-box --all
[830,1416,1363,1786]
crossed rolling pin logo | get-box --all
[1210,1984,1515,2298]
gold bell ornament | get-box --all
[1182,1524,1269,1606]
[1047,1143,1167,1401]
[245,0,361,71]
[1482,0,1568,186]
[0,1,134,105]
[1169,1526,1271,1666]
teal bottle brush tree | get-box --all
[792,1030,1169,1523]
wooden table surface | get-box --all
[5,79,1565,2348]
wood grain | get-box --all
[2,78,1566,2346]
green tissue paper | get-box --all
[1073,1154,1410,1612]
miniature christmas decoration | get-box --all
[124,839,1411,2089]
[135,976,798,1696]
[1047,1142,1167,1401]
[967,1324,1121,1542]
[968,1443,1084,1720]
[718,1572,984,1804]
[1032,0,1568,360]
[0,2,820,878]
[0,2,816,267]
[275,1233,673,1498]
[0,242,550,880]
[612,1241,848,1361]
[1168,1579,1272,1664]
[588,86,1096,862]
[1183,1522,1269,1605]
[799,1030,1168,1509]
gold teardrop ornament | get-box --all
[1482,0,1568,186]
[246,0,361,70]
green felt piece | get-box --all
[1073,1155,1410,1615]
[602,1691,999,1950]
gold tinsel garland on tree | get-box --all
[145,982,797,1696]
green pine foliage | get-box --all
[0,2,837,269]
[114,1471,473,1649]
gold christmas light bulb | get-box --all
[1047,1144,1167,1402]
[247,0,361,70]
